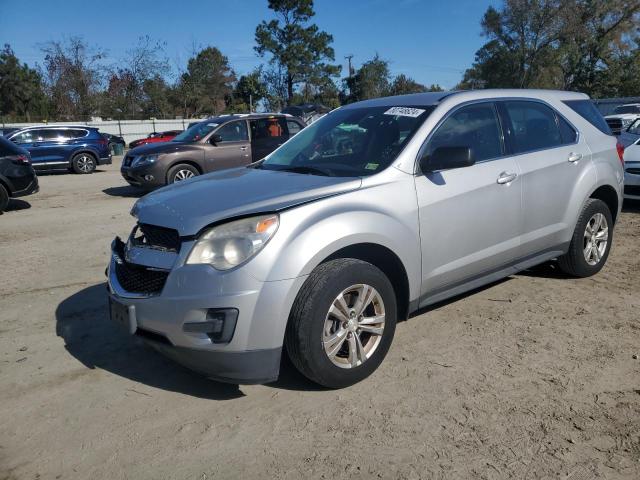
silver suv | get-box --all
[108,90,624,388]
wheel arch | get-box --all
[589,184,619,223]
[166,160,203,182]
[323,243,411,321]
[69,149,98,165]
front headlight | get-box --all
[186,214,279,270]
[131,154,159,168]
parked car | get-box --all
[0,136,38,212]
[604,103,640,134]
[617,119,640,200]
[6,126,111,174]
[128,130,182,149]
[102,132,126,153]
[107,90,623,388]
[121,114,305,189]
[0,127,19,137]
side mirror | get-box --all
[420,146,475,173]
[210,134,223,145]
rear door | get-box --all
[415,101,523,301]
[203,120,251,172]
[498,100,592,256]
[249,117,288,162]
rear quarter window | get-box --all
[563,100,612,135]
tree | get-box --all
[178,46,235,117]
[40,37,106,119]
[0,44,47,121]
[255,0,341,104]
[459,0,640,96]
[343,55,391,102]
[389,74,429,95]
[233,69,267,111]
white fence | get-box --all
[2,119,207,145]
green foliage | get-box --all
[459,0,640,97]
[255,0,341,104]
[178,46,236,117]
[343,55,439,102]
[233,69,268,112]
[0,44,47,121]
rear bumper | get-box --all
[11,176,39,198]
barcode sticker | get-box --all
[384,107,426,118]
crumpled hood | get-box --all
[132,167,362,235]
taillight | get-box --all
[98,138,108,146]
[616,141,625,165]
[11,154,30,165]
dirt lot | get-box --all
[1,158,639,480]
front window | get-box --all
[258,106,433,177]
[614,105,640,114]
[172,122,219,142]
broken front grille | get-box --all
[131,223,181,252]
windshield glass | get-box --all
[172,122,219,142]
[614,105,640,114]
[258,105,433,177]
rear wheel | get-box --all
[558,199,613,277]
[285,258,397,388]
[0,183,9,212]
[167,164,199,184]
[71,153,96,174]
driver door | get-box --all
[415,101,522,304]
[203,120,252,172]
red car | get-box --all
[128,130,182,149]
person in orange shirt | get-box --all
[267,118,282,137]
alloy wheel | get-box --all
[174,169,195,182]
[583,212,608,266]
[76,155,95,173]
[323,284,385,369]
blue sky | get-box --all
[0,0,498,89]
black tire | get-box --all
[285,258,397,388]
[0,183,9,213]
[558,198,613,277]
[167,164,199,184]
[71,152,97,174]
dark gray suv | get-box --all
[121,113,305,188]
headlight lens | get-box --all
[131,154,159,168]
[186,214,279,270]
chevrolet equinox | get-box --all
[108,90,624,388]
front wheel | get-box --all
[71,153,96,174]
[167,164,199,184]
[558,198,613,277]
[285,258,397,388]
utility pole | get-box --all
[345,54,354,77]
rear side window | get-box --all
[250,117,288,141]
[502,101,562,153]
[426,102,503,162]
[563,100,612,135]
[287,120,302,136]
[64,129,88,139]
[558,116,578,144]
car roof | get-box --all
[342,89,589,110]
[196,113,299,125]
[12,125,96,132]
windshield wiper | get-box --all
[274,166,331,176]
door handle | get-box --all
[240,146,248,151]
[568,152,582,163]
[497,172,517,184]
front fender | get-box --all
[246,177,422,302]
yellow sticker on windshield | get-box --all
[365,163,379,170]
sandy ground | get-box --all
[0,158,639,480]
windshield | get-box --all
[258,105,433,177]
[614,105,640,114]
[172,122,219,142]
